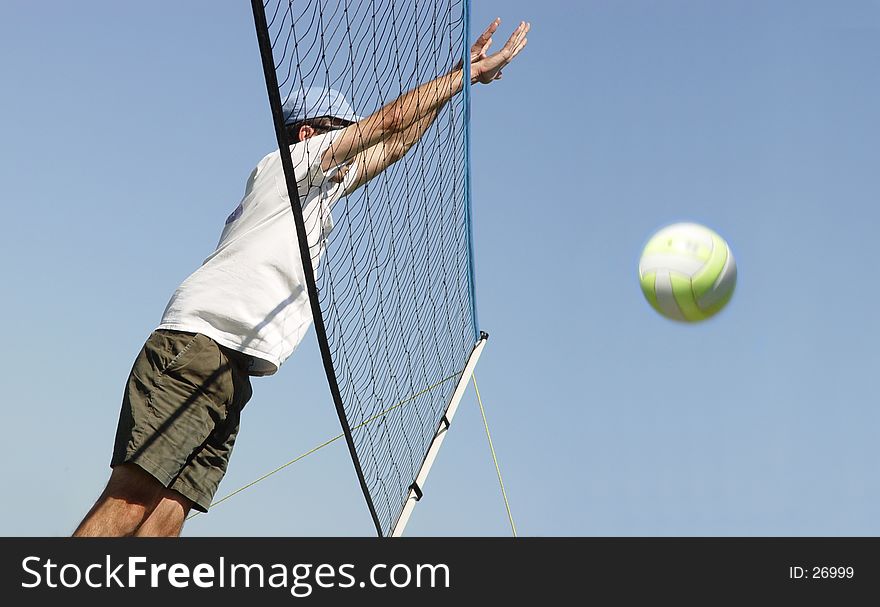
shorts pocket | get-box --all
[149,330,202,377]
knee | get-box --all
[103,463,165,509]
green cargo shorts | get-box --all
[111,329,253,512]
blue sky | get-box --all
[1,0,878,536]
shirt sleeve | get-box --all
[288,130,354,213]
[300,130,346,186]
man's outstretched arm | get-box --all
[321,18,529,173]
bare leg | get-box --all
[73,464,166,537]
[135,493,193,537]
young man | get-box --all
[73,19,529,537]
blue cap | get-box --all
[282,87,362,126]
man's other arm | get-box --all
[333,107,442,195]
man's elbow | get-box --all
[378,105,405,136]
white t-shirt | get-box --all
[158,131,355,376]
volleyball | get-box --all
[638,223,737,322]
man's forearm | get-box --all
[377,58,469,158]
[382,67,463,137]
[325,67,465,169]
[390,105,443,157]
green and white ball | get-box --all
[638,222,737,322]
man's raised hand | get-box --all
[470,18,500,63]
[470,19,530,85]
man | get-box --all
[73,18,529,537]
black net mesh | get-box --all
[254,0,478,536]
